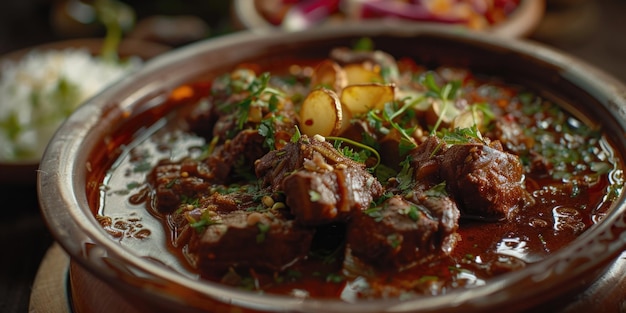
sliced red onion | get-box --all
[359,0,469,24]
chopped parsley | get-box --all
[424,182,448,198]
[364,206,384,222]
[188,210,220,233]
[387,233,402,248]
[258,116,277,150]
[309,190,321,202]
[325,273,345,284]
[396,157,415,193]
[256,222,271,243]
[438,126,484,145]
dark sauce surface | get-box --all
[96,52,623,300]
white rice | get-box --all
[0,48,142,162]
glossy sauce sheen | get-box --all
[97,55,623,300]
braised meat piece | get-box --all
[204,129,266,183]
[255,135,384,225]
[149,158,211,214]
[491,118,534,153]
[347,194,460,269]
[186,91,220,139]
[149,129,267,213]
[409,135,446,191]
[254,135,309,192]
[440,141,527,220]
[282,159,381,225]
[187,208,315,276]
[403,136,528,221]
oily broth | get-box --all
[97,113,206,278]
[95,59,623,299]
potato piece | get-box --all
[310,60,347,92]
[339,102,353,135]
[425,100,462,129]
[344,63,383,85]
[397,89,429,111]
[453,109,484,130]
[300,88,343,137]
[340,83,395,115]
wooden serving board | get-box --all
[28,244,71,313]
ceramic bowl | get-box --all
[38,22,626,313]
[232,0,546,37]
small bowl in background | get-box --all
[232,0,546,37]
[0,38,169,185]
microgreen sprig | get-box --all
[367,100,420,156]
[326,136,381,169]
[420,72,461,134]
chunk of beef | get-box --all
[186,93,219,139]
[282,155,381,225]
[255,135,384,225]
[212,113,238,140]
[187,209,315,276]
[204,129,266,183]
[204,103,299,183]
[383,136,446,197]
[346,195,460,269]
[490,116,535,153]
[491,119,554,175]
[197,189,258,214]
[149,129,265,213]
[440,141,527,220]
[149,158,211,213]
[256,135,361,191]
[409,135,446,189]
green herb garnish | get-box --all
[256,222,271,243]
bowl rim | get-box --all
[38,21,626,312]
[232,0,546,38]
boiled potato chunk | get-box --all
[300,88,343,137]
[339,102,353,134]
[310,60,347,92]
[452,109,484,130]
[340,83,395,115]
[344,63,383,85]
[425,99,462,128]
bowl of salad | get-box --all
[233,0,545,37]
[38,21,626,313]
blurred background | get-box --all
[0,1,625,313]
[0,0,625,81]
